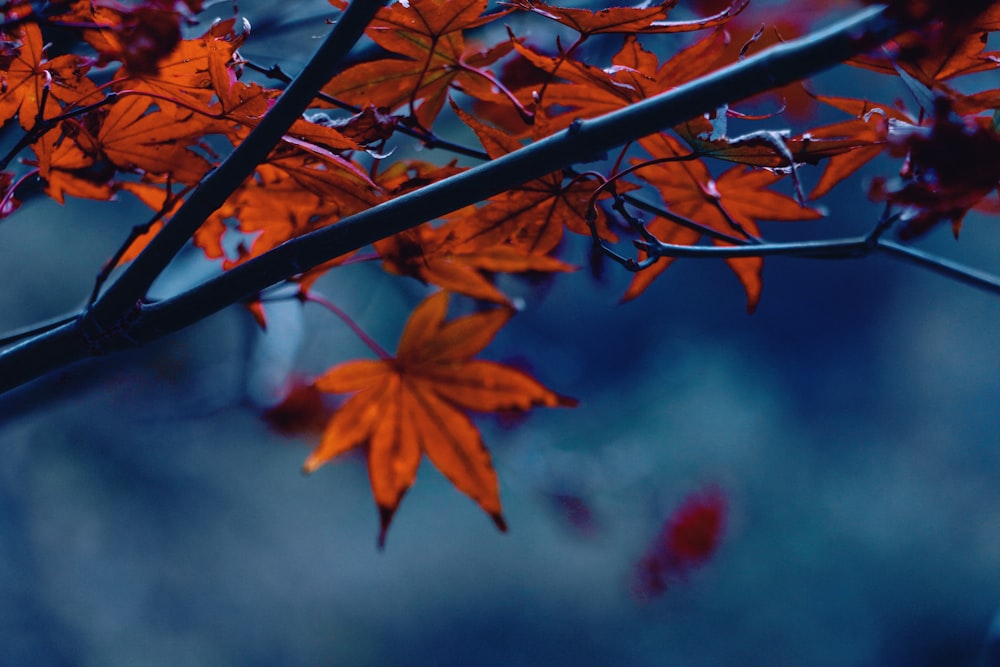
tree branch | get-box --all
[875,239,1000,295]
[636,236,871,259]
[0,4,904,394]
[81,0,388,338]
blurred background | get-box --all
[2,1,1000,665]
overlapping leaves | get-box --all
[322,0,516,129]
[2,0,998,544]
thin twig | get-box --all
[617,192,751,245]
[876,240,1000,295]
[636,235,871,259]
[242,59,491,160]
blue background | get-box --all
[2,1,1000,665]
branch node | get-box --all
[76,300,145,355]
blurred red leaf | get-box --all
[872,97,1000,238]
[263,378,336,437]
[632,486,727,600]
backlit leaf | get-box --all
[307,291,576,546]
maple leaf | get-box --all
[864,0,1000,28]
[111,18,249,116]
[806,94,915,200]
[0,22,101,129]
[75,95,213,183]
[373,159,578,304]
[306,291,576,546]
[321,0,514,129]
[212,80,275,126]
[446,101,617,254]
[376,159,466,197]
[311,105,401,147]
[220,166,331,265]
[871,96,1000,238]
[262,147,382,217]
[27,126,114,204]
[376,223,575,305]
[56,0,216,77]
[849,29,1000,90]
[190,140,379,263]
[512,29,728,132]
[673,115,876,172]
[624,132,821,311]
[190,151,379,266]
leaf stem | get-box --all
[456,62,534,123]
[300,292,392,360]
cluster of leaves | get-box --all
[1,0,999,545]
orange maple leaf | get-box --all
[188,151,380,265]
[376,223,574,305]
[27,126,114,204]
[218,165,333,266]
[0,22,101,129]
[672,115,877,172]
[306,291,576,546]
[624,132,821,310]
[112,18,249,116]
[52,0,193,75]
[849,24,1000,88]
[446,101,617,254]
[512,30,728,133]
[75,95,213,184]
[321,0,514,129]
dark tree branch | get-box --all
[81,0,388,339]
[0,4,912,394]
